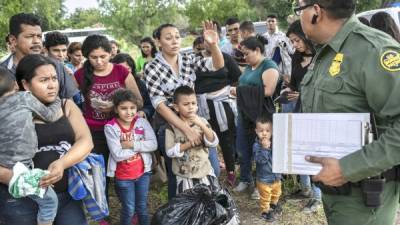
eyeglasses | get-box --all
[293,4,314,16]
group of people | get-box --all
[1,0,400,225]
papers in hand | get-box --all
[272,113,370,175]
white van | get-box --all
[357,7,400,29]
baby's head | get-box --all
[173,85,198,119]
[255,115,272,141]
[112,88,141,121]
[0,66,17,97]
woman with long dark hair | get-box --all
[75,35,142,163]
[283,20,316,112]
[370,12,400,43]
[0,54,93,225]
[144,21,224,199]
[74,35,142,225]
[136,37,157,76]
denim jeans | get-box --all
[0,184,87,225]
[299,175,321,200]
[236,113,256,184]
[208,146,220,177]
[158,126,220,200]
[29,187,58,224]
[114,172,151,225]
[281,100,297,113]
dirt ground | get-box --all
[98,175,328,225]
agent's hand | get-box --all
[40,159,65,187]
[306,156,347,186]
[202,21,219,46]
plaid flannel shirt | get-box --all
[144,52,209,108]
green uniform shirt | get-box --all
[300,15,400,183]
[239,58,278,86]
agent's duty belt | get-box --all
[315,166,399,207]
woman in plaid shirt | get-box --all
[144,21,224,199]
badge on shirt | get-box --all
[380,50,400,72]
[329,53,344,77]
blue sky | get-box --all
[64,0,99,13]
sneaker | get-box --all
[261,211,276,222]
[233,182,250,192]
[289,188,313,199]
[250,188,260,200]
[227,172,236,186]
[270,203,283,217]
[99,219,110,225]
[303,199,321,214]
[131,213,138,225]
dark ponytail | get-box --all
[240,36,266,54]
[255,34,268,45]
[80,35,112,96]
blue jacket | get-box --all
[68,153,109,221]
[253,140,281,184]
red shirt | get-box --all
[114,116,145,180]
[75,64,129,131]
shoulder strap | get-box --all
[61,99,68,115]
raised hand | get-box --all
[202,20,219,46]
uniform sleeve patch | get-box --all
[380,50,400,72]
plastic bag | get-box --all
[151,184,240,225]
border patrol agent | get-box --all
[296,0,400,224]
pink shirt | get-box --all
[76,64,129,131]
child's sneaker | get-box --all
[250,188,260,200]
[99,219,110,225]
[233,182,250,192]
[303,198,321,214]
[131,213,138,225]
[289,188,312,199]
[261,210,275,222]
[227,172,236,186]
[270,203,283,217]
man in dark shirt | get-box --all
[0,13,78,99]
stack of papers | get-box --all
[272,113,370,175]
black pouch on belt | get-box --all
[361,177,385,207]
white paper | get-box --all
[272,113,370,175]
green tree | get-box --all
[65,8,102,29]
[99,0,187,46]
[356,0,381,12]
[0,0,65,50]
[184,0,257,28]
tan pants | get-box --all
[256,180,282,213]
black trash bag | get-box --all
[151,184,240,225]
